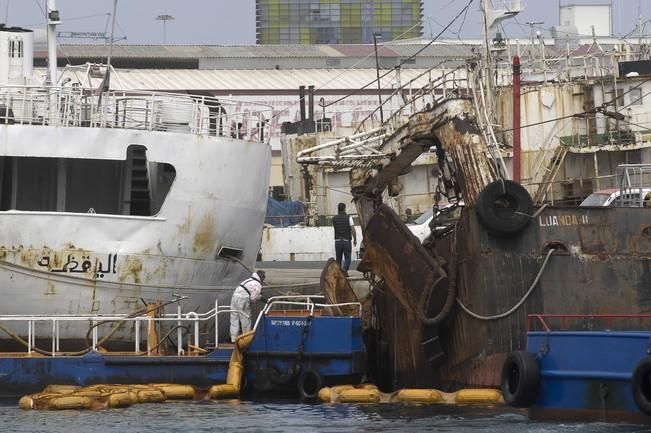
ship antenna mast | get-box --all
[97,0,118,105]
[105,0,118,86]
[478,0,522,179]
[45,0,61,85]
[479,0,523,89]
[638,0,643,59]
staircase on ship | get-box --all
[125,144,152,216]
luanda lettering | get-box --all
[538,214,589,227]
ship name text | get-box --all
[538,214,589,227]
[37,253,118,278]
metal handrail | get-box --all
[0,85,273,143]
[252,295,363,331]
[527,313,651,333]
[299,67,470,169]
[0,298,243,357]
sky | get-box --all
[2,0,649,45]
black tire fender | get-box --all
[476,179,534,237]
[632,356,651,415]
[501,350,540,408]
[297,368,323,400]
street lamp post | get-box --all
[373,33,384,124]
[155,14,174,43]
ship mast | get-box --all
[477,0,522,180]
[45,0,61,85]
[478,0,523,107]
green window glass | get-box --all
[256,0,422,44]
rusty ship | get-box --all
[289,0,651,399]
[0,1,271,349]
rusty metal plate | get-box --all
[320,257,360,317]
[358,204,447,316]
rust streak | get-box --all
[192,213,217,254]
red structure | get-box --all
[512,55,521,183]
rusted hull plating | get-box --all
[439,206,651,388]
[430,98,497,207]
[359,205,449,389]
[361,204,651,390]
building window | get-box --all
[629,87,643,106]
[8,39,23,59]
[256,0,423,44]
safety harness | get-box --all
[239,277,262,299]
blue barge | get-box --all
[0,350,232,398]
[501,314,651,424]
[0,295,364,399]
[246,296,365,398]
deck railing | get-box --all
[253,295,362,331]
[0,296,243,357]
[0,85,273,143]
[528,313,651,332]
[0,295,362,357]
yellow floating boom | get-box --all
[19,331,256,410]
[318,384,503,406]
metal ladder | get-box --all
[532,145,568,205]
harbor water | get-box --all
[2,399,650,433]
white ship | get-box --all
[0,3,271,347]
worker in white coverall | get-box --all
[230,270,266,343]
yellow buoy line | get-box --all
[17,331,502,410]
[20,383,200,410]
[318,384,504,405]
[19,330,256,411]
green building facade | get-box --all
[256,0,423,44]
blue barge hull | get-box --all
[245,314,365,396]
[0,296,366,400]
[502,315,651,424]
[527,330,650,423]
[0,349,232,398]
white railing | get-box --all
[252,295,362,331]
[0,85,273,143]
[0,296,243,357]
[297,67,470,169]
[0,294,363,357]
[354,66,469,135]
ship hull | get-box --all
[360,204,651,390]
[438,205,651,389]
[0,124,270,347]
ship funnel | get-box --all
[0,25,34,86]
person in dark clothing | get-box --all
[332,202,357,275]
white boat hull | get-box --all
[0,124,270,344]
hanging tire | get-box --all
[297,368,323,400]
[632,356,651,415]
[476,180,534,237]
[501,350,540,408]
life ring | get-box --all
[500,350,540,408]
[297,369,323,400]
[632,356,651,415]
[476,180,533,237]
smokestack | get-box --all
[299,85,306,122]
[308,85,315,122]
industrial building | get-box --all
[255,0,423,44]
